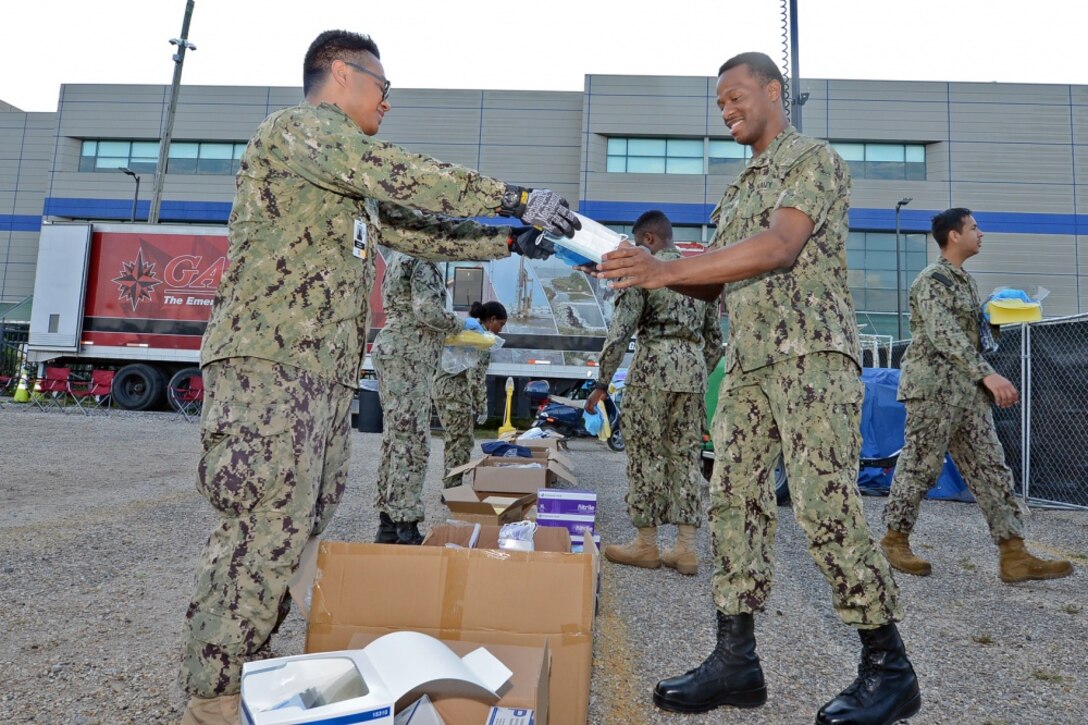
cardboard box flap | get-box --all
[424,524,571,552]
[442,484,535,516]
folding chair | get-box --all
[68,369,116,416]
[32,366,71,413]
[169,373,204,422]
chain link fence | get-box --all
[1021,314,1088,509]
[879,314,1087,510]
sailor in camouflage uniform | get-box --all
[371,255,482,543]
[433,300,508,488]
[881,208,1073,584]
[585,210,722,576]
[597,52,920,725]
[178,30,579,725]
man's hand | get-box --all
[584,388,606,415]
[509,227,555,260]
[982,373,1019,407]
[476,412,488,425]
[499,186,581,237]
[593,242,672,290]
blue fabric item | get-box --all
[582,406,604,435]
[856,368,975,502]
[553,245,596,267]
[480,441,533,458]
[982,288,1034,322]
[463,317,485,332]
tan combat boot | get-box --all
[998,537,1074,583]
[881,529,932,576]
[661,525,698,575]
[604,526,660,569]
[179,694,240,725]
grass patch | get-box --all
[1062,603,1081,615]
[918,543,935,551]
[958,557,977,571]
[1032,669,1066,683]
[971,634,994,645]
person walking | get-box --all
[433,300,508,488]
[595,51,920,725]
[585,209,721,576]
[178,29,575,725]
[881,208,1073,583]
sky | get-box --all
[2,0,1087,112]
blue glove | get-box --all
[463,317,484,332]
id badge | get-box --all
[352,218,367,260]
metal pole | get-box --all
[789,0,803,132]
[895,205,903,340]
[148,0,196,224]
[131,176,140,222]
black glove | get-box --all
[508,227,555,260]
[498,185,582,238]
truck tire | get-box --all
[113,363,166,411]
[167,367,203,412]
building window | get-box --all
[79,139,247,174]
[831,142,926,180]
[606,137,705,175]
[848,230,929,336]
[708,139,752,176]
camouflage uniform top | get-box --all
[710,126,860,372]
[433,347,490,412]
[202,102,512,388]
[898,257,996,408]
[372,253,461,358]
[597,248,724,393]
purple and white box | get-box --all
[537,489,597,539]
[537,489,597,517]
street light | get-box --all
[894,197,913,340]
[120,167,141,222]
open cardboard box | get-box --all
[440,485,537,527]
[300,527,598,724]
[446,455,576,495]
[348,633,549,725]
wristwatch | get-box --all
[499,185,529,216]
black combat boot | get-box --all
[816,623,921,725]
[374,512,397,544]
[394,521,425,545]
[653,611,766,713]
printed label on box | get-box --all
[487,707,535,725]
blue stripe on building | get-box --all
[13,198,1088,237]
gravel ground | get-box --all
[1,407,1085,724]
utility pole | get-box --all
[788,0,809,132]
[148,0,196,224]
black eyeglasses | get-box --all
[343,61,391,101]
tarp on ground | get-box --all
[858,368,974,502]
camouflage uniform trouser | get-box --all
[884,391,1024,544]
[372,349,436,521]
[179,357,352,698]
[434,395,475,489]
[620,384,705,528]
[710,352,901,627]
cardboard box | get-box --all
[513,436,565,455]
[423,522,571,552]
[537,489,597,541]
[350,633,549,725]
[441,485,537,527]
[304,531,597,724]
[537,489,597,517]
[447,455,576,495]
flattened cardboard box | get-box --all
[304,532,597,724]
[348,633,550,725]
[446,455,577,496]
